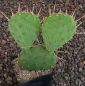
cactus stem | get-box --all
[76,15,85,22]
[37,7,42,17]
[18,3,21,12]
[0,11,9,21]
[10,7,14,16]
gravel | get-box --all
[0,0,85,86]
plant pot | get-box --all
[19,73,52,86]
[12,58,52,84]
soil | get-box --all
[0,0,85,86]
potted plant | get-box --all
[8,7,77,86]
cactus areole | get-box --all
[42,13,76,52]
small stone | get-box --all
[0,64,2,70]
[4,73,7,78]
[6,76,12,84]
[0,13,3,18]
[79,68,82,72]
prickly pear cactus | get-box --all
[18,45,56,70]
[8,12,41,48]
[8,9,77,71]
[42,13,76,52]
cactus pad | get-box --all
[18,45,56,70]
[8,12,41,48]
[42,13,76,52]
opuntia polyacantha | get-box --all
[1,4,80,70]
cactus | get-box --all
[18,45,56,70]
[42,13,76,52]
[8,9,77,70]
[8,12,41,48]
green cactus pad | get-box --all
[42,13,76,52]
[8,12,41,48]
[18,45,56,70]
